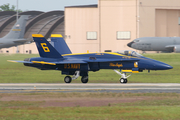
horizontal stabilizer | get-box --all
[7,60,32,64]
[8,60,87,65]
[13,39,29,44]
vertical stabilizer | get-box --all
[32,34,63,59]
[51,34,72,54]
[3,15,29,39]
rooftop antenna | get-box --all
[16,0,18,22]
[16,0,19,53]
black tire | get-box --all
[120,78,124,83]
[81,76,88,83]
[120,78,128,83]
[124,79,128,83]
[64,76,72,83]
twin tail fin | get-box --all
[32,34,63,59]
[51,34,72,55]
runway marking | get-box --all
[0,83,180,91]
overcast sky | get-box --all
[0,0,98,12]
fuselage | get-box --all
[24,52,173,72]
[127,37,180,51]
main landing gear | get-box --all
[64,76,72,83]
[64,71,88,84]
[113,69,131,84]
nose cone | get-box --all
[127,42,133,47]
[153,62,173,70]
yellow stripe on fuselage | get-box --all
[32,34,44,37]
[122,70,139,73]
[62,52,126,57]
[32,61,56,65]
[51,34,63,38]
[132,71,139,73]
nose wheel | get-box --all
[120,78,128,83]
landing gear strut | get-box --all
[113,69,131,84]
[64,71,89,83]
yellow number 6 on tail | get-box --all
[41,43,50,52]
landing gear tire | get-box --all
[120,78,128,83]
[64,76,72,83]
[81,76,88,83]
[124,79,128,83]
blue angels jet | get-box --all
[8,34,173,83]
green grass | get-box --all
[0,53,180,83]
[1,106,180,120]
[0,54,180,119]
[0,93,180,119]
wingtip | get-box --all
[32,34,44,37]
[51,34,63,38]
[7,60,17,63]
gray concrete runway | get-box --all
[0,83,179,93]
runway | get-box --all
[0,83,180,93]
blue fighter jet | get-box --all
[9,34,173,84]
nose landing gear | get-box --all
[113,69,131,84]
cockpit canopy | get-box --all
[115,50,142,57]
[133,39,140,43]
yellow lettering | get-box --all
[41,43,50,52]
[64,64,81,69]
[64,64,67,69]
[109,63,123,68]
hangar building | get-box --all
[1,0,180,53]
[65,0,180,53]
[0,10,64,54]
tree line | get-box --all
[0,3,23,12]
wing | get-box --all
[8,60,87,65]
[13,38,33,44]
[8,60,32,64]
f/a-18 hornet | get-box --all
[9,34,173,84]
